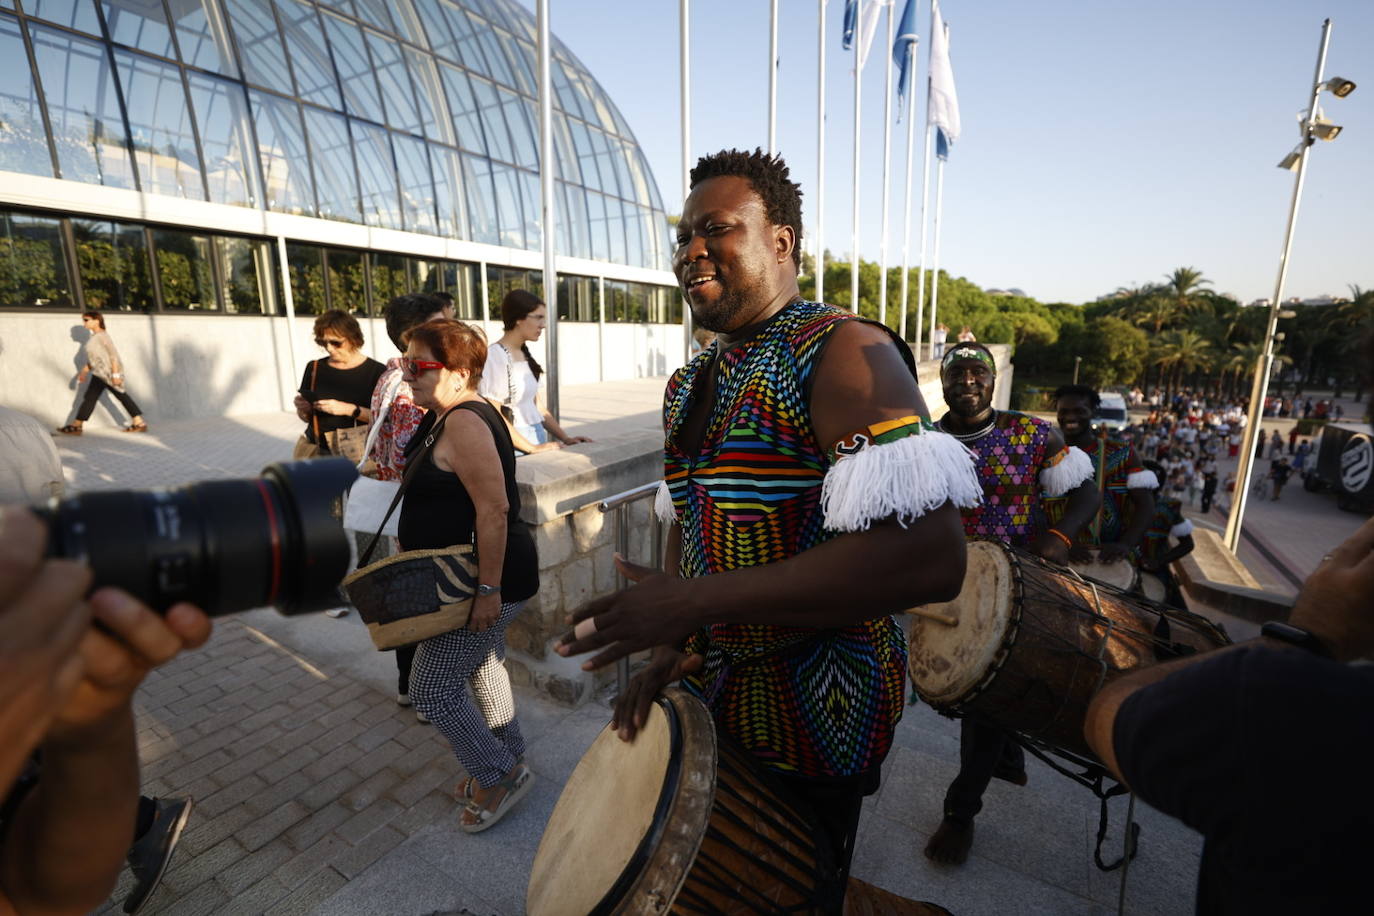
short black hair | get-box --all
[384,293,443,350]
[1054,383,1101,410]
[690,148,803,269]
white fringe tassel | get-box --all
[1127,469,1160,490]
[1040,445,1095,497]
[1170,518,1195,538]
[654,479,677,523]
[821,431,982,533]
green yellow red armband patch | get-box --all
[828,415,932,464]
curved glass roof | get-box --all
[0,0,670,270]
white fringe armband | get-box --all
[821,431,982,533]
[1170,518,1194,538]
[1039,445,1094,497]
[1127,469,1160,490]
[654,479,677,523]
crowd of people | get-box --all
[3,149,1369,915]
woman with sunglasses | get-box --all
[292,310,384,459]
[398,318,538,833]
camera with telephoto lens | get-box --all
[37,458,359,616]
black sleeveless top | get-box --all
[398,399,539,602]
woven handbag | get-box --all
[340,406,477,651]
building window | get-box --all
[325,247,368,316]
[556,275,597,323]
[0,15,55,180]
[115,51,206,201]
[151,227,219,311]
[71,218,154,313]
[285,242,326,315]
[368,250,407,308]
[485,265,540,318]
[216,236,275,315]
[437,260,480,320]
[0,210,72,307]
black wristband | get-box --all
[352,405,362,420]
[1260,621,1333,659]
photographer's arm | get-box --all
[1,593,210,916]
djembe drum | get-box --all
[908,540,1230,760]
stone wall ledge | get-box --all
[513,427,664,527]
[1177,527,1294,623]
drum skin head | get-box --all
[908,541,1014,706]
[527,702,673,916]
[1139,572,1168,603]
[1070,557,1137,593]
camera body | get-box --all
[40,459,358,617]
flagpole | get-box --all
[878,1,894,328]
[536,0,559,420]
[850,1,862,314]
[929,152,945,359]
[914,123,932,357]
[898,45,916,344]
[768,0,779,154]
[816,0,827,303]
[680,0,692,362]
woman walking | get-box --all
[480,290,591,454]
[400,318,539,832]
[56,312,148,434]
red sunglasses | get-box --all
[402,358,444,375]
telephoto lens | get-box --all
[38,458,358,616]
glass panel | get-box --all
[499,88,537,170]
[411,0,453,58]
[31,26,137,189]
[485,264,540,312]
[391,132,435,235]
[366,30,419,133]
[635,146,664,211]
[221,0,290,90]
[368,250,406,307]
[473,25,514,88]
[101,0,174,58]
[467,75,513,164]
[585,190,609,261]
[589,128,623,197]
[250,90,314,215]
[186,72,258,206]
[387,0,427,46]
[351,120,400,229]
[404,48,451,144]
[115,50,205,200]
[285,242,325,314]
[622,140,652,204]
[460,154,498,245]
[350,0,393,34]
[437,260,479,319]
[301,107,359,222]
[560,182,590,260]
[516,167,539,251]
[152,227,218,310]
[0,16,54,178]
[608,136,636,204]
[0,210,72,307]
[428,143,466,239]
[325,247,367,316]
[605,196,626,264]
[445,5,489,74]
[568,118,602,193]
[25,0,100,34]
[604,278,627,322]
[623,201,645,268]
[216,236,273,314]
[499,31,534,95]
[406,256,438,295]
[438,63,485,152]
[550,111,579,184]
[321,11,383,123]
[275,0,341,109]
[71,219,154,312]
[166,0,237,75]
[556,274,596,322]
[488,162,523,248]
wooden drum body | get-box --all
[527,688,833,915]
[908,541,1230,760]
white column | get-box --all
[536,0,559,420]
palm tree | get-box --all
[1155,329,1214,400]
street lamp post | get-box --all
[1224,18,1354,553]
[1073,356,1082,385]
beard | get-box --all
[685,271,772,333]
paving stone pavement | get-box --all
[46,388,1363,915]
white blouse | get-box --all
[480,343,542,427]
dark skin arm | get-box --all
[1140,533,1194,573]
[1037,429,1100,565]
[1086,515,1374,782]
[561,321,967,738]
[1098,446,1155,563]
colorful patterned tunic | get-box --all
[661,300,907,779]
[942,411,1063,547]
[1045,435,1144,546]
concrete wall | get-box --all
[0,311,686,429]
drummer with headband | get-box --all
[557,148,981,905]
[1048,384,1156,567]
[926,342,1101,865]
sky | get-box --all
[518,0,1374,305]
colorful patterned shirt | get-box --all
[661,299,907,780]
[366,361,425,481]
[1045,435,1144,546]
[1141,497,1193,569]
[942,411,1063,547]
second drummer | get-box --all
[925,343,1100,865]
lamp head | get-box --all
[1277,149,1301,171]
[1321,76,1357,98]
[1311,118,1343,142]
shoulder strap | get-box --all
[310,359,321,443]
[358,405,458,566]
[357,371,404,470]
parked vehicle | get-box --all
[1095,392,1130,433]
[1302,421,1374,513]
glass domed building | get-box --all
[0,0,681,424]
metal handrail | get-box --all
[598,480,668,693]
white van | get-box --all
[1096,392,1129,433]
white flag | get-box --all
[927,0,960,144]
[857,0,890,69]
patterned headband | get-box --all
[941,345,997,376]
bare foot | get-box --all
[924,817,974,865]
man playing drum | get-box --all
[557,148,981,905]
[1048,384,1156,568]
[925,344,1100,865]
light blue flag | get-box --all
[842,0,858,49]
[892,0,919,118]
[936,126,951,160]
